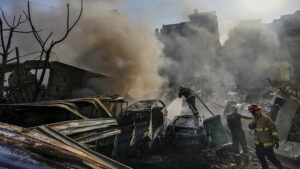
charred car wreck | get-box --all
[165,115,208,147]
[117,100,167,155]
[0,96,168,168]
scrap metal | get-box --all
[0,122,131,169]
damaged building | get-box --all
[0,0,300,167]
[272,10,300,84]
[156,11,221,97]
[0,61,106,103]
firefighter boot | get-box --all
[275,163,283,169]
[243,154,249,166]
[234,155,241,166]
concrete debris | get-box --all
[275,141,300,160]
[122,142,283,169]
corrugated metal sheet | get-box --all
[0,122,131,169]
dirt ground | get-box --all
[120,144,288,169]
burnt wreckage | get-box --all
[0,61,169,168]
[0,97,167,166]
[165,115,208,147]
[0,60,234,168]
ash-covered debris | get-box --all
[122,143,281,169]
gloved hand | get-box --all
[274,138,279,149]
[249,122,257,129]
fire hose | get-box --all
[191,90,215,116]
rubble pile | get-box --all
[0,1,299,167]
[122,144,281,169]
[289,106,300,142]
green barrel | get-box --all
[204,115,229,147]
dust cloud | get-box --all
[3,0,292,102]
[58,1,167,99]
[158,11,291,104]
[3,0,168,100]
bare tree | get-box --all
[0,9,33,97]
[23,0,83,101]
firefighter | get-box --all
[227,106,252,166]
[178,84,199,116]
[248,104,282,169]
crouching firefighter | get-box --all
[248,104,282,169]
[227,106,252,166]
[178,85,199,117]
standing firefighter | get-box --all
[178,85,199,116]
[248,104,282,169]
[227,106,252,166]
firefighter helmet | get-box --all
[248,104,261,114]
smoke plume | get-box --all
[58,1,167,99]
[4,0,167,100]
[223,21,291,89]
[3,0,293,102]
[158,11,291,103]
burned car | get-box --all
[100,96,128,117]
[116,100,167,154]
[165,115,208,147]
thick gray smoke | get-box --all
[58,1,167,99]
[158,12,236,101]
[158,11,291,103]
[3,0,167,100]
[223,21,291,89]
[2,0,292,102]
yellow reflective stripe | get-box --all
[272,132,278,136]
[188,103,198,114]
[254,140,259,145]
[256,128,263,131]
[243,153,248,156]
[235,154,240,157]
[263,142,273,147]
[255,128,269,132]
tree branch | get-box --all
[52,0,83,46]
[5,28,14,53]
[23,3,44,49]
[0,9,11,28]
[0,19,5,54]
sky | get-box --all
[1,0,300,43]
[116,0,299,43]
